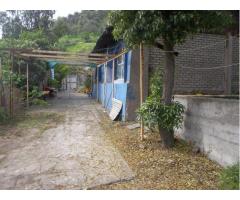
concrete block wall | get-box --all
[148,33,239,94]
[174,95,239,167]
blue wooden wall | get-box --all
[92,51,132,121]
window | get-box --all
[114,55,124,81]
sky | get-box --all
[0,10,81,38]
[54,10,81,19]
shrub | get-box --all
[32,99,48,106]
[29,86,42,99]
[137,66,184,147]
[219,163,240,190]
[48,78,60,89]
[137,97,185,132]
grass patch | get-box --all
[219,163,239,190]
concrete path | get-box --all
[0,93,134,189]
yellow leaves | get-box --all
[96,113,222,189]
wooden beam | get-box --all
[97,50,128,66]
[34,58,95,65]
[19,53,106,62]
[31,49,113,58]
[140,43,144,141]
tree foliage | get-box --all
[109,11,233,48]
[0,10,55,39]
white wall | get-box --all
[175,95,239,167]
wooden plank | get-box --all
[34,58,95,65]
[109,98,123,120]
[19,53,106,62]
[31,49,114,57]
[97,50,128,66]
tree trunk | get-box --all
[162,39,175,105]
[160,39,176,148]
[159,126,174,148]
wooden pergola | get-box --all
[0,48,115,117]
[1,46,145,141]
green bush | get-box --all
[29,86,42,99]
[137,66,185,132]
[48,78,60,89]
[32,99,48,106]
[137,97,185,132]
[12,73,26,89]
[219,163,240,190]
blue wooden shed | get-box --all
[92,28,149,121]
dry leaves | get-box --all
[94,111,222,190]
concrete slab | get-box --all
[126,123,140,130]
[0,92,134,189]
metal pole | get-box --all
[26,62,29,108]
[140,43,144,141]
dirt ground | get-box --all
[93,109,223,189]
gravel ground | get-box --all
[93,109,223,190]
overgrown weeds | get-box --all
[219,163,239,190]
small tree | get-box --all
[109,11,233,147]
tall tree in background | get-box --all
[58,10,109,35]
[110,11,234,147]
[0,10,55,38]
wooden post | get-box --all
[140,43,144,141]
[91,69,93,95]
[224,32,233,95]
[112,59,115,99]
[0,57,2,79]
[104,63,107,107]
[26,62,29,108]
[18,58,21,74]
[0,57,2,106]
[96,66,99,101]
[9,52,13,118]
